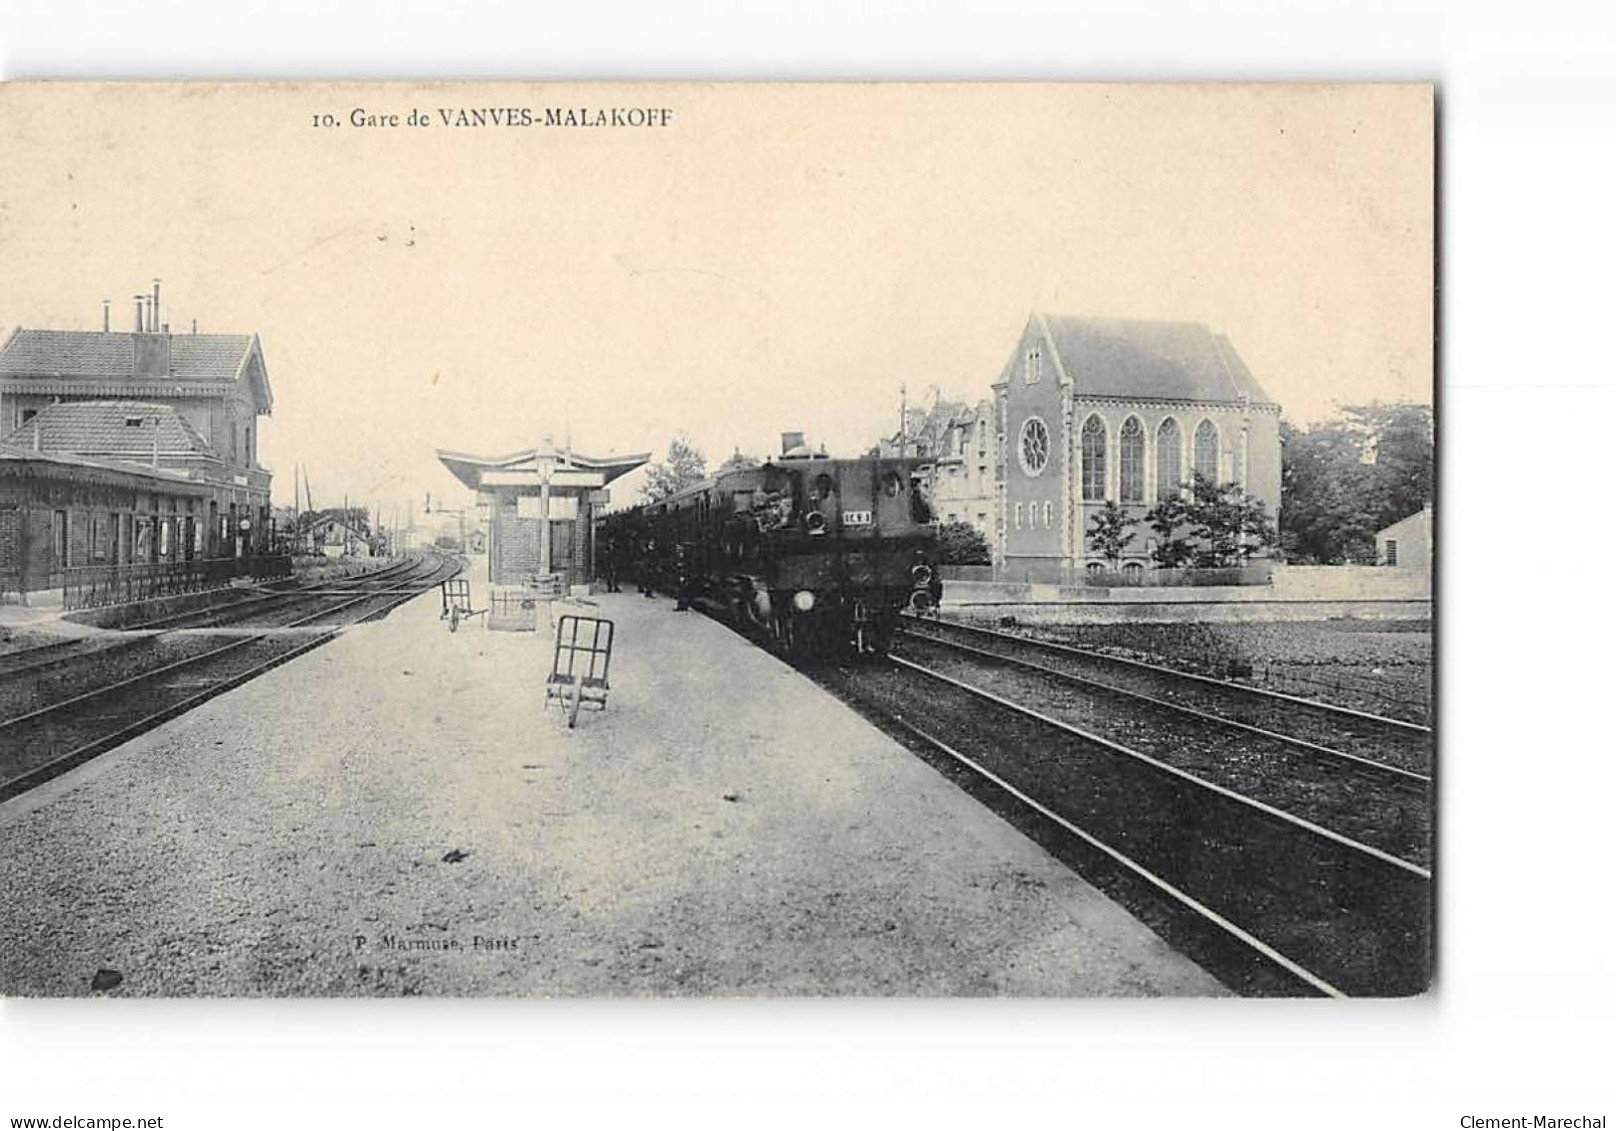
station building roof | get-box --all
[998,313,1278,408]
[0,328,273,411]
[1,401,215,461]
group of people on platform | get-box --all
[597,534,694,610]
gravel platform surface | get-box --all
[0,578,1224,998]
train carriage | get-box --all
[601,440,941,659]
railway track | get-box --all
[823,653,1431,997]
[891,629,1430,868]
[0,555,422,684]
[0,551,459,802]
[899,615,1432,772]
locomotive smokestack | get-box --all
[780,431,805,456]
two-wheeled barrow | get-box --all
[544,613,615,728]
[439,577,486,632]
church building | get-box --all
[992,313,1281,582]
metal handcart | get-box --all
[439,577,485,632]
[545,614,615,728]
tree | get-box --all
[1086,501,1137,567]
[1143,494,1197,568]
[1280,402,1432,563]
[936,521,991,565]
[642,432,708,502]
[1184,474,1276,568]
[1144,475,1276,569]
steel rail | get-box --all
[0,556,430,683]
[890,654,1431,880]
[0,554,458,801]
[0,553,454,736]
[874,710,1346,998]
[905,614,1431,736]
[895,627,1430,785]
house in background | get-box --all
[878,397,999,540]
[1376,504,1433,574]
[0,282,275,560]
[993,312,1282,582]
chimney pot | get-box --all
[133,296,144,333]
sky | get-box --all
[0,82,1432,517]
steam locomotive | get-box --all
[600,436,942,658]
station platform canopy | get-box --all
[436,441,650,495]
[436,439,650,586]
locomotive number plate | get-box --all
[841,510,873,526]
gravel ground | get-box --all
[839,662,1432,997]
[0,578,1223,997]
[955,616,1433,724]
[910,617,1431,770]
[892,634,1431,869]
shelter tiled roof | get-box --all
[0,401,215,460]
[0,328,255,382]
[1023,314,1278,407]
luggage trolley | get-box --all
[545,614,615,728]
[439,577,485,632]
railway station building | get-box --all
[992,312,1282,582]
[0,443,211,597]
[0,286,276,562]
[436,440,649,586]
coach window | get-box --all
[1080,414,1107,501]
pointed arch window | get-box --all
[1080,414,1107,501]
[1156,417,1181,501]
[1119,416,1145,502]
[1194,418,1220,485]
[1025,348,1041,384]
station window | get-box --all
[1386,539,1399,566]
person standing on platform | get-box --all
[637,535,658,598]
[601,535,621,593]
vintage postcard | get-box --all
[0,82,1433,998]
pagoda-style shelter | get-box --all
[436,440,649,586]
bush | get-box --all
[936,521,991,565]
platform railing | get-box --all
[61,554,294,611]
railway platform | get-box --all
[0,560,1225,997]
